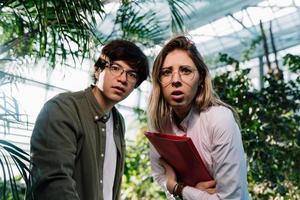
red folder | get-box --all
[145,131,213,186]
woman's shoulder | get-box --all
[199,106,239,141]
[201,105,234,120]
[199,105,237,129]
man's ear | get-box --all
[94,67,102,80]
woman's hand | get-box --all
[159,158,177,193]
[195,180,217,194]
[160,158,216,195]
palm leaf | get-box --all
[167,0,193,34]
[0,140,31,199]
[115,2,167,46]
[1,0,105,67]
[1,0,194,68]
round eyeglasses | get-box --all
[159,65,196,85]
[106,63,138,84]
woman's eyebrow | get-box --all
[180,65,192,67]
[161,66,172,69]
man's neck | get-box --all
[92,87,114,114]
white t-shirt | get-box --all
[103,113,117,200]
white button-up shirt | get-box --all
[150,106,251,200]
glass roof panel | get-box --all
[295,0,300,6]
[189,0,300,60]
[211,18,236,36]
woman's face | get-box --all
[160,49,200,115]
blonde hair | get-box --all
[147,35,240,132]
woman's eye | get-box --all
[180,67,193,75]
[161,69,172,76]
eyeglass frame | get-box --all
[105,62,139,84]
[94,58,139,84]
[159,65,197,85]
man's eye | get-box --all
[128,72,138,79]
[110,65,121,71]
[161,69,172,76]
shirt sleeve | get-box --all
[30,100,80,200]
[149,144,176,200]
[182,108,249,200]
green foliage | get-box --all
[122,126,166,200]
[0,176,25,200]
[0,0,105,67]
[283,54,300,74]
[214,53,300,199]
[114,2,166,46]
[241,35,263,61]
[167,0,193,34]
[1,0,192,68]
[0,140,32,200]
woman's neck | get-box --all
[172,105,192,127]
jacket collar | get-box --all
[85,85,112,123]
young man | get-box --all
[30,39,149,200]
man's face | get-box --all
[95,60,137,104]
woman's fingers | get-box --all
[205,188,217,194]
[196,180,216,189]
[195,180,216,194]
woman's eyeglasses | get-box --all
[159,66,196,85]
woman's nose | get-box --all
[171,72,182,87]
[172,71,182,82]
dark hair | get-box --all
[94,39,149,87]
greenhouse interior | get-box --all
[0,0,299,199]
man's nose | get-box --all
[117,71,128,83]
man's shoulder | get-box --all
[45,88,89,110]
[58,89,86,99]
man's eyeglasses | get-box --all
[106,63,138,84]
[159,65,196,85]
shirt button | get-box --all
[102,128,105,131]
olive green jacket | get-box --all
[30,86,126,200]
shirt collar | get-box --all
[85,85,112,123]
[170,107,194,135]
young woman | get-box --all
[147,36,250,200]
